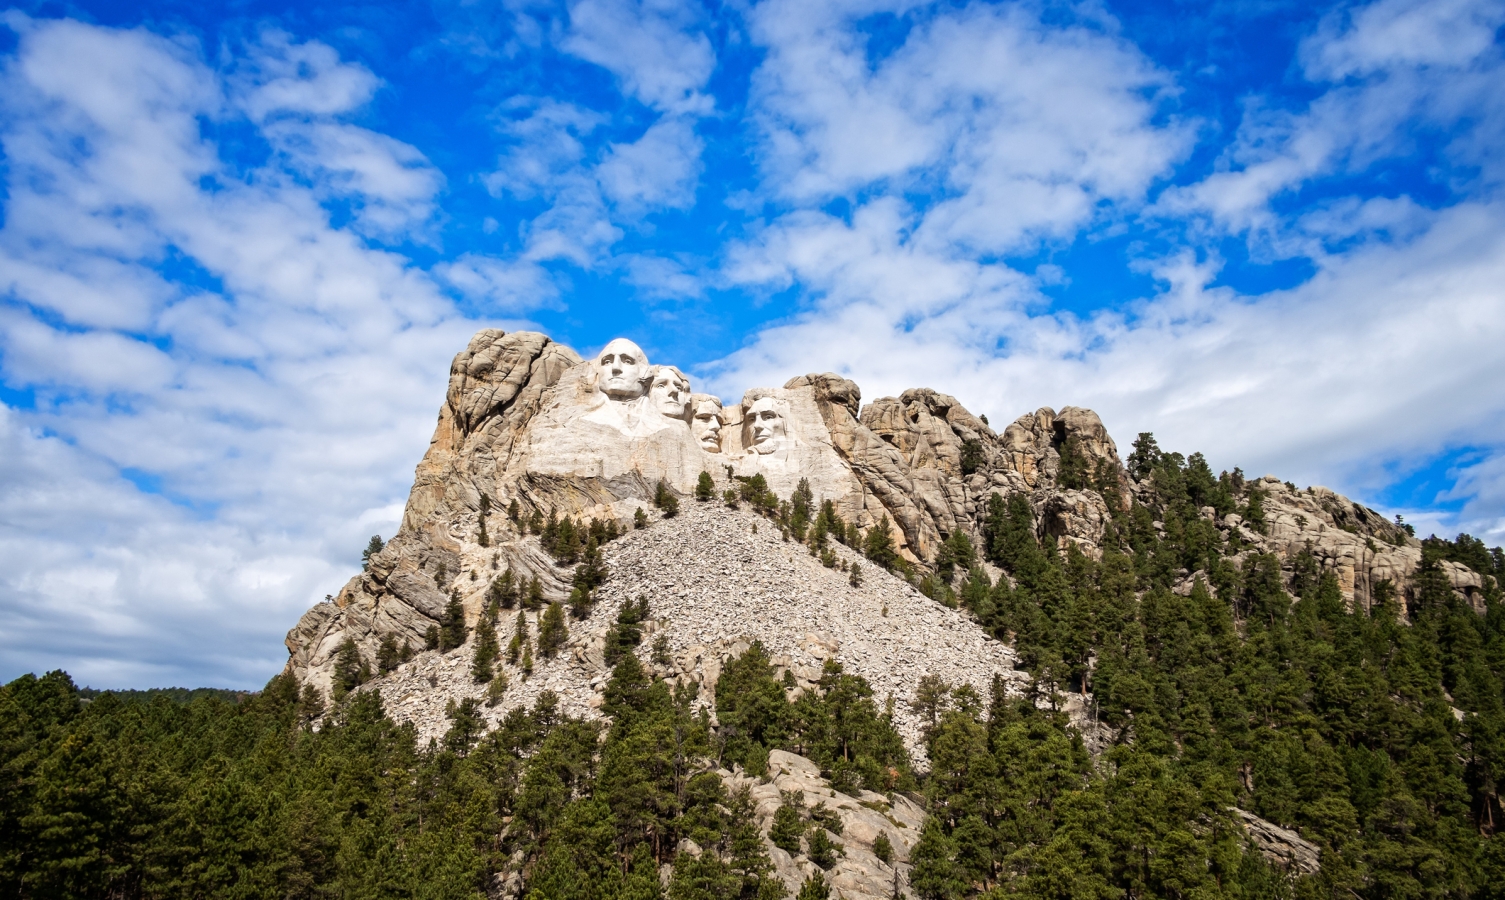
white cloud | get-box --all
[596,115,703,211]
[707,0,1505,542]
[747,0,1191,253]
[561,0,715,114]
[0,18,506,687]
[1302,0,1505,79]
[267,122,446,242]
[1158,0,1505,235]
[229,28,381,121]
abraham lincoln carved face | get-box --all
[745,397,787,455]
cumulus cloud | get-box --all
[0,18,494,686]
[561,0,715,114]
[708,0,1505,543]
[596,115,704,212]
[747,0,1191,252]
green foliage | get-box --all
[714,643,911,792]
[472,605,501,683]
[507,610,531,666]
[604,596,651,667]
[806,827,839,869]
[872,831,893,865]
[1055,435,1091,490]
[361,534,384,570]
[959,439,984,476]
[490,568,519,610]
[635,507,649,529]
[439,590,468,652]
[769,796,806,853]
[863,516,898,570]
[795,872,829,900]
[696,471,716,502]
[332,637,368,700]
[655,480,681,518]
[538,602,569,658]
[849,563,863,588]
[570,538,610,618]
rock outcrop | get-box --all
[355,495,1024,760]
[284,328,1489,739]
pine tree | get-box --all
[507,497,521,523]
[604,596,651,666]
[654,479,680,518]
[526,576,544,610]
[489,568,517,610]
[864,515,898,570]
[538,602,568,657]
[471,608,500,683]
[332,638,367,700]
[634,507,649,529]
[796,873,829,900]
[507,611,528,665]
[770,796,806,853]
[806,828,839,869]
[696,471,716,501]
[376,634,401,673]
[439,591,468,651]
[849,563,863,587]
[872,831,894,865]
[361,535,384,570]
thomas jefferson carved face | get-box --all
[746,397,787,455]
[649,366,691,420]
[596,338,650,401]
[691,397,723,451]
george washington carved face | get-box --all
[596,338,650,401]
[691,396,723,451]
[745,397,787,455]
[649,366,691,420]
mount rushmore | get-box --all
[282,329,1470,745]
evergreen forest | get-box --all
[3,434,1504,899]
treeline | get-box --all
[1,643,905,900]
[915,433,1505,898]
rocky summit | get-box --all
[285,328,1456,712]
[275,329,1489,899]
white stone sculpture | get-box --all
[744,396,789,455]
[650,365,692,421]
[691,394,724,452]
[594,337,651,400]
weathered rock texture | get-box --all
[284,328,1480,738]
[356,495,1025,761]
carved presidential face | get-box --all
[746,397,787,455]
[691,399,723,451]
[596,338,650,401]
[649,366,691,420]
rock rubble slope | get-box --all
[362,494,1025,759]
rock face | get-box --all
[356,496,1025,761]
[284,328,1477,730]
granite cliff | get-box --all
[285,328,1464,709]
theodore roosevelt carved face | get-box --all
[649,366,691,420]
[745,397,787,455]
[596,338,650,401]
[691,396,723,451]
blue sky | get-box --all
[2,0,1503,689]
